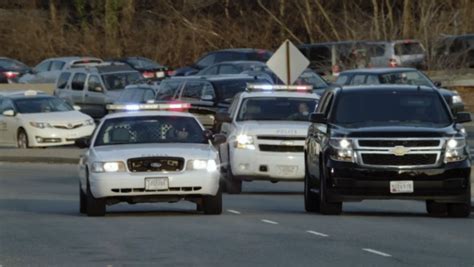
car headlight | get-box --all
[91,161,126,173]
[452,94,463,104]
[235,134,255,150]
[29,122,52,129]
[84,119,95,126]
[187,159,217,172]
[444,138,467,163]
[329,138,354,162]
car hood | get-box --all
[20,111,92,124]
[91,143,214,162]
[330,124,460,138]
[236,121,310,137]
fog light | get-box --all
[239,164,249,170]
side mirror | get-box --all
[201,95,214,102]
[92,86,104,93]
[433,81,442,87]
[212,134,227,145]
[215,112,232,123]
[2,109,15,117]
[309,112,327,123]
[73,105,81,111]
[455,112,471,123]
[74,137,90,148]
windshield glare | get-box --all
[333,91,451,127]
[14,97,73,114]
[95,116,206,146]
[379,71,433,87]
[102,72,142,90]
[237,97,317,121]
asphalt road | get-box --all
[0,163,473,267]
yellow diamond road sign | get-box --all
[266,40,310,85]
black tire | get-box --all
[17,129,29,149]
[226,167,242,194]
[304,161,319,212]
[426,200,447,216]
[318,165,342,215]
[86,178,106,217]
[447,202,471,218]
[202,188,222,215]
[79,183,87,214]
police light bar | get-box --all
[246,84,313,92]
[106,102,191,112]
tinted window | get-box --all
[156,80,183,100]
[350,74,366,85]
[181,81,215,101]
[71,73,87,91]
[309,46,331,61]
[237,97,317,121]
[14,97,73,114]
[333,90,451,127]
[196,54,216,68]
[379,71,433,86]
[34,61,51,72]
[57,72,71,89]
[87,75,102,91]
[366,75,380,84]
[212,78,270,103]
[50,61,65,71]
[219,65,240,74]
[95,116,206,146]
[335,74,350,85]
[214,52,243,63]
[102,72,141,90]
[395,42,424,55]
[118,88,156,103]
[200,66,218,75]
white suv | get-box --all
[216,85,319,193]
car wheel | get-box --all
[79,183,87,214]
[304,160,319,212]
[425,200,447,216]
[86,177,106,217]
[202,188,222,215]
[226,166,242,194]
[17,129,29,149]
[318,165,342,215]
[447,201,471,218]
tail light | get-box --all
[4,71,19,79]
[166,70,176,76]
[142,71,155,79]
[388,58,398,67]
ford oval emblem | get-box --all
[150,162,162,168]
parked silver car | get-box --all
[19,57,103,84]
[367,40,427,69]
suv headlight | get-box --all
[235,134,255,150]
[92,161,126,173]
[187,159,217,172]
[29,122,52,129]
[444,138,467,163]
[329,138,354,162]
[452,92,463,104]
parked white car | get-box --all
[76,103,226,216]
[0,90,95,148]
[216,85,320,193]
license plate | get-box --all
[390,181,414,194]
[156,71,165,78]
[277,165,298,176]
[145,177,168,190]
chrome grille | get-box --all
[361,153,438,166]
[127,157,184,172]
[259,144,304,152]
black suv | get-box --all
[305,85,471,217]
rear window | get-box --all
[395,42,424,55]
[101,72,141,90]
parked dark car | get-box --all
[434,34,474,69]
[173,48,273,76]
[335,68,464,112]
[0,57,31,83]
[305,85,471,217]
[197,61,266,76]
[107,57,170,80]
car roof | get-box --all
[339,67,417,74]
[0,90,48,98]
[167,74,266,82]
[335,84,436,93]
[71,63,136,73]
[240,91,320,99]
[103,110,197,120]
[43,56,102,62]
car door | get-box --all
[83,74,107,118]
[219,96,240,166]
[1,99,20,145]
[70,72,87,106]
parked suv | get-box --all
[305,85,471,217]
[434,34,474,69]
[367,40,426,69]
[54,63,142,118]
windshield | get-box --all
[295,71,328,89]
[14,97,73,114]
[156,80,183,100]
[213,79,270,103]
[0,59,28,70]
[118,87,156,103]
[102,72,142,90]
[95,116,206,146]
[127,58,163,69]
[237,97,317,121]
[379,71,433,87]
[333,90,451,127]
[395,42,424,55]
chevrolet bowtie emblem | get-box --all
[281,140,294,146]
[391,146,410,156]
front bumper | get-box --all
[26,125,95,147]
[89,169,220,199]
[325,159,471,203]
[230,148,304,181]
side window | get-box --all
[219,65,240,74]
[87,75,102,91]
[350,74,367,85]
[201,84,216,98]
[201,66,218,75]
[57,72,71,89]
[34,61,51,72]
[214,52,241,62]
[1,99,15,113]
[143,90,155,102]
[181,81,214,101]
[50,61,66,71]
[322,94,334,116]
[366,75,380,84]
[71,73,87,91]
[196,54,216,68]
[316,91,331,113]
[335,74,350,85]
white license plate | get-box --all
[390,181,414,194]
[156,71,165,78]
[145,177,168,190]
[277,165,298,176]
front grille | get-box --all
[259,144,304,152]
[361,154,437,166]
[53,123,83,130]
[257,135,306,141]
[358,140,440,147]
[127,157,184,172]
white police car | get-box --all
[216,85,319,193]
[0,90,95,148]
[77,102,226,216]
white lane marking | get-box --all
[227,209,241,214]
[306,230,329,237]
[362,248,392,257]
[261,219,279,225]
